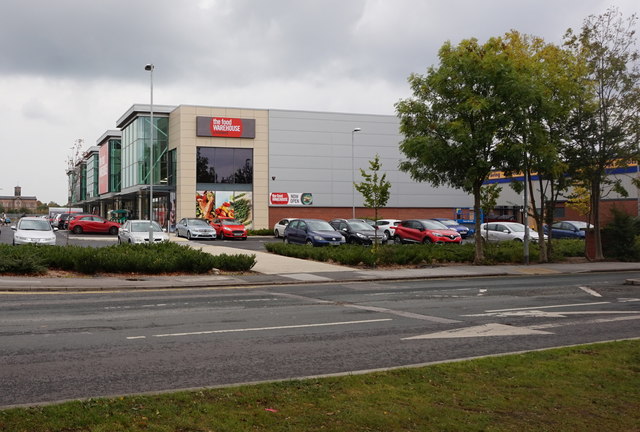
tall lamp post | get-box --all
[351,127,361,219]
[145,63,154,242]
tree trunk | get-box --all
[473,183,484,265]
[590,179,604,260]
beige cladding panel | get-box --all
[169,105,269,228]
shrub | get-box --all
[0,242,257,275]
[602,208,640,261]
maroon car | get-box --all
[68,215,120,235]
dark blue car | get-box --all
[432,218,471,238]
[543,221,591,239]
[283,219,346,246]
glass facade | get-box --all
[196,147,253,184]
[109,138,121,192]
[121,116,169,189]
[85,153,99,199]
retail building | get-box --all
[68,104,472,229]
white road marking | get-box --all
[345,304,460,324]
[403,323,552,340]
[486,301,610,313]
[579,286,602,297]
[478,289,487,296]
[529,315,640,330]
[126,318,392,340]
[464,310,640,318]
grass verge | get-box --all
[1,339,638,431]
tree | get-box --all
[396,37,515,264]
[563,8,640,260]
[498,31,583,262]
[354,154,391,251]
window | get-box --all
[197,148,253,184]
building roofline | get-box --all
[116,104,177,129]
[96,130,122,145]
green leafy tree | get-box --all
[563,8,640,260]
[499,32,583,262]
[354,154,391,253]
[396,37,515,264]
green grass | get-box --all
[1,340,638,431]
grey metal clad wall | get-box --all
[268,109,472,208]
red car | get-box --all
[210,217,247,240]
[68,215,120,235]
[393,219,461,244]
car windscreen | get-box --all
[18,220,52,231]
[437,219,457,225]
[220,219,240,225]
[508,224,525,232]
[421,220,449,230]
[307,220,335,231]
[189,219,211,227]
[350,221,374,230]
[131,222,163,232]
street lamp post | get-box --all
[145,63,154,243]
[351,128,361,219]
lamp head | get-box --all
[353,127,361,132]
[144,64,154,71]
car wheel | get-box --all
[514,238,523,242]
[187,231,192,240]
[274,229,280,238]
[118,238,122,245]
[422,237,432,244]
[393,236,403,245]
[384,230,391,241]
[283,237,289,244]
[109,226,118,235]
[305,239,314,246]
[72,226,83,234]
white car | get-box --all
[176,218,217,240]
[273,217,296,238]
[12,217,57,245]
[374,219,402,241]
[118,220,169,244]
[479,222,544,243]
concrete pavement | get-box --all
[2,236,640,291]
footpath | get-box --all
[2,236,640,291]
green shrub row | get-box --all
[0,242,256,275]
[264,240,586,267]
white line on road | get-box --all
[486,301,610,313]
[579,286,602,297]
[126,318,392,340]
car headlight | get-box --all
[356,233,367,238]
[433,232,446,237]
[312,235,324,241]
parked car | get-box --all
[374,219,402,241]
[55,212,87,230]
[431,218,471,238]
[11,216,57,246]
[329,218,386,245]
[68,214,120,235]
[283,219,346,246]
[210,217,247,240]
[480,222,544,243]
[176,218,217,240]
[273,217,296,238]
[118,220,169,244]
[543,221,592,240]
[393,219,462,244]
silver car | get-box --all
[12,217,57,245]
[176,218,217,240]
[118,220,169,244]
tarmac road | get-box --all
[1,271,640,408]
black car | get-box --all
[329,218,386,245]
[56,212,88,230]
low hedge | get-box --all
[0,242,256,275]
[265,240,586,267]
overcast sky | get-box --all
[1,0,637,205]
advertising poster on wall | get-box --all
[196,190,253,227]
[269,192,313,206]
